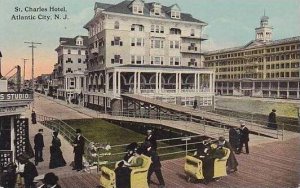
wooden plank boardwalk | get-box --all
[58,136,300,188]
[122,94,280,138]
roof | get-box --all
[94,2,113,10]
[93,0,206,24]
[205,36,300,55]
[59,36,89,47]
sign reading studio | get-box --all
[0,93,33,102]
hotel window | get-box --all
[160,26,164,33]
[170,57,180,66]
[111,37,123,46]
[171,11,180,19]
[151,56,163,65]
[78,58,81,63]
[114,21,120,29]
[136,38,142,46]
[151,39,164,48]
[286,63,290,68]
[151,25,155,32]
[68,49,71,54]
[191,29,195,36]
[78,50,81,55]
[111,55,123,64]
[155,25,160,33]
[131,55,135,64]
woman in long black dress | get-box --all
[49,131,66,169]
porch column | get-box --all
[137,72,141,93]
[159,72,162,93]
[155,72,159,93]
[175,73,178,94]
[105,72,109,93]
[118,71,121,95]
[210,74,213,93]
[212,73,215,93]
[134,72,137,94]
[178,73,181,93]
[287,81,289,98]
[113,71,117,95]
[197,73,200,92]
[194,73,197,92]
[277,81,280,98]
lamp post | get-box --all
[25,41,41,108]
[0,51,2,79]
[22,58,28,90]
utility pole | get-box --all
[25,41,41,108]
[22,58,28,90]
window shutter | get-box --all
[111,41,114,46]
[111,59,114,64]
[120,41,123,46]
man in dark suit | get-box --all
[238,121,250,154]
[144,142,165,188]
[31,111,36,124]
[34,129,44,165]
[268,109,277,129]
[145,130,157,151]
[73,129,85,171]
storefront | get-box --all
[0,90,33,168]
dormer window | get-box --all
[171,11,180,19]
[151,3,162,16]
[131,0,144,15]
[76,37,83,46]
[170,4,181,19]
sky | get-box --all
[0,0,299,79]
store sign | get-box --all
[0,93,33,102]
[0,106,25,116]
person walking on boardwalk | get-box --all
[49,131,66,169]
[145,129,157,151]
[268,109,277,129]
[144,142,165,188]
[238,121,250,154]
[229,127,240,153]
[73,129,85,171]
[34,129,44,166]
[31,110,36,124]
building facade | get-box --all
[204,15,300,99]
[0,80,33,168]
[54,36,88,101]
[83,0,215,111]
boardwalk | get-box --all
[34,94,300,187]
[57,136,300,188]
[122,94,281,138]
[26,94,92,184]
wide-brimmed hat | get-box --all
[272,109,276,112]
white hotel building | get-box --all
[54,36,88,101]
[83,0,215,111]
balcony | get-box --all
[181,46,200,54]
[180,33,208,41]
